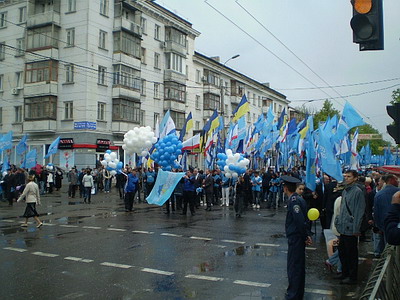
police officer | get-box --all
[282,175,312,300]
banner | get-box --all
[146,169,185,206]
[59,150,75,170]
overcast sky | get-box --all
[155,0,400,142]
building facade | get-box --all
[0,0,288,170]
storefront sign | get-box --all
[74,121,97,130]
[58,138,74,149]
[96,139,111,152]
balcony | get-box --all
[113,52,141,69]
[203,109,216,119]
[262,106,269,114]
[114,17,141,36]
[112,121,139,134]
[24,82,58,97]
[164,70,186,84]
[230,95,241,105]
[165,40,187,56]
[163,100,186,113]
[26,48,58,61]
[27,11,60,28]
[112,86,141,100]
[24,120,57,133]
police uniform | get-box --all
[282,175,310,300]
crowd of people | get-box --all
[2,162,400,299]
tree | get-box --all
[353,124,389,155]
[312,100,340,129]
[390,88,400,104]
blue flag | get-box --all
[2,157,10,172]
[305,133,316,191]
[16,134,28,155]
[147,169,185,206]
[44,136,61,158]
[0,131,13,152]
[22,149,37,169]
[318,133,343,182]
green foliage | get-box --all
[353,124,389,155]
[313,100,340,129]
[390,88,400,105]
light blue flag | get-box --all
[306,133,316,191]
[266,104,275,124]
[146,169,185,206]
[318,133,343,182]
[2,157,10,172]
[342,101,364,129]
[16,134,28,155]
[22,149,37,169]
[44,136,61,158]
[0,131,13,152]
[237,116,246,141]
[160,110,170,135]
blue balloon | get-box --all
[164,166,172,171]
[117,162,123,169]
[105,150,112,154]
[229,165,236,171]
[175,149,182,156]
[166,142,172,147]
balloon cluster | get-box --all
[101,150,123,176]
[122,126,158,157]
[150,135,182,171]
[46,163,54,171]
[217,149,250,178]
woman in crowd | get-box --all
[17,175,43,228]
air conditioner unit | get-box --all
[11,88,19,95]
[160,41,166,49]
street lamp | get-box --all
[223,54,240,66]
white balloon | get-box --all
[224,165,229,172]
[105,156,111,162]
[114,158,119,164]
[232,172,238,178]
[110,170,117,176]
[226,149,233,156]
[108,162,116,169]
[110,152,117,160]
[234,153,240,160]
[141,150,148,157]
[225,173,232,178]
[101,160,107,166]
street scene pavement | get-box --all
[1,187,377,300]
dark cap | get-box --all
[281,175,301,184]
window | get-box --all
[225,104,228,114]
[97,102,106,121]
[164,81,186,102]
[195,95,200,109]
[113,99,141,123]
[15,71,23,88]
[258,96,261,107]
[15,106,22,123]
[140,17,147,34]
[253,113,256,122]
[203,69,219,86]
[27,26,59,49]
[99,30,107,49]
[154,24,161,40]
[0,74,3,91]
[154,83,160,99]
[66,28,75,47]
[195,121,200,130]
[113,64,140,90]
[24,96,56,120]
[0,42,5,60]
[274,103,277,113]
[64,101,73,119]
[19,7,26,23]
[170,111,185,129]
[253,93,256,105]
[154,53,160,69]
[165,27,186,47]
[0,12,7,28]
[141,79,146,96]
[165,53,184,73]
[100,0,108,16]
[16,38,25,56]
[25,60,58,83]
[203,93,220,110]
[247,112,250,120]
[67,0,76,13]
[195,69,201,83]
[0,107,2,124]
[65,64,74,83]
[113,31,140,58]
[247,91,250,101]
[154,113,159,130]
[141,47,146,64]
[98,66,107,85]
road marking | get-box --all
[132,230,154,234]
[107,228,127,232]
[64,257,94,263]
[306,247,317,251]
[3,247,27,252]
[305,288,333,295]
[346,292,356,297]
[141,268,174,276]
[221,239,245,244]
[233,280,271,288]
[42,223,56,226]
[255,243,280,247]
[185,274,224,281]
[82,226,101,230]
[160,233,183,237]
[189,236,212,241]
[100,262,133,269]
[32,251,59,258]
[359,257,379,262]
[1,219,15,223]
[60,225,79,228]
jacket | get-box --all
[17,181,41,205]
[125,173,139,193]
[203,174,214,194]
[285,193,309,239]
[384,203,400,245]
[82,174,94,188]
[374,185,400,231]
[335,183,365,235]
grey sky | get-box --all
[156,0,400,142]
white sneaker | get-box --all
[252,204,256,208]
[256,204,260,209]
[226,203,229,207]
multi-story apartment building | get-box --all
[0,0,288,169]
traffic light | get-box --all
[350,0,384,51]
[387,103,400,144]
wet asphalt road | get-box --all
[0,188,377,300]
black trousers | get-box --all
[234,194,244,216]
[286,235,305,300]
[183,190,195,215]
[338,234,358,280]
[84,187,92,203]
[124,191,136,211]
[68,184,76,198]
[205,192,213,209]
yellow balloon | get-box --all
[307,208,320,221]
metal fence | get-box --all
[360,245,400,300]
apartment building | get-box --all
[0,0,288,169]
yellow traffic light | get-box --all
[352,0,372,14]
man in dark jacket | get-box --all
[384,191,400,245]
[124,168,139,212]
[182,170,196,216]
[203,169,214,211]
